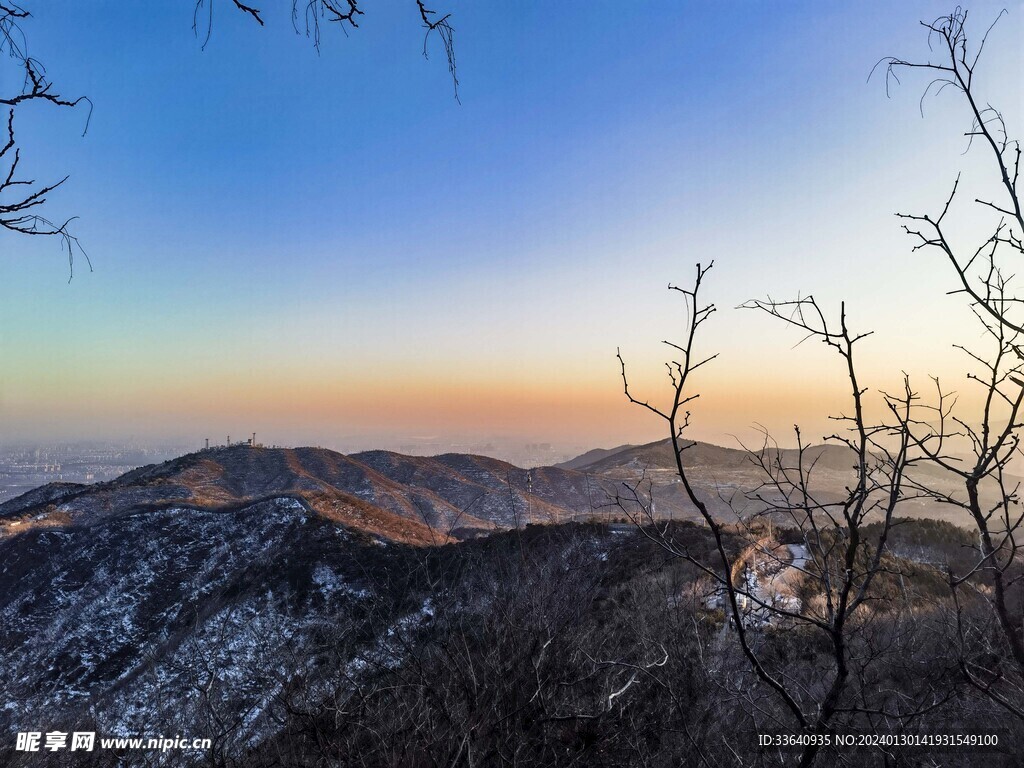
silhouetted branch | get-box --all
[0,5,90,276]
[205,0,459,100]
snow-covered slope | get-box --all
[0,495,426,758]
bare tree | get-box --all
[878,9,1021,334]
[884,290,1024,720]
[880,8,1024,719]
[609,11,1024,760]
[617,266,958,766]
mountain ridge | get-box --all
[2,439,998,550]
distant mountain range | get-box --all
[0,439,995,548]
[0,439,878,547]
[0,446,616,544]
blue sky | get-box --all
[1,1,1020,451]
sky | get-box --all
[0,1,1021,455]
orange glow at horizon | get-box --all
[7,343,983,451]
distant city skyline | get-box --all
[1,2,1021,451]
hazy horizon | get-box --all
[2,1,1021,453]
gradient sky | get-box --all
[1,1,1021,453]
